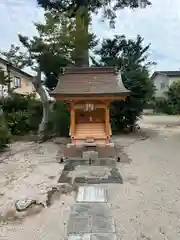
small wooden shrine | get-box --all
[51,67,130,157]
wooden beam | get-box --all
[54,95,127,102]
[105,103,110,137]
[70,102,75,137]
[74,103,106,109]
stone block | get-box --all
[82,151,99,160]
[91,216,115,233]
[91,233,117,240]
[67,215,91,234]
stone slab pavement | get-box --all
[66,186,117,240]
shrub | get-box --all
[1,93,42,136]
[166,80,180,114]
[0,93,69,138]
[111,70,154,132]
[52,102,70,137]
[153,97,172,114]
[0,109,11,149]
[6,110,31,135]
[153,81,180,115]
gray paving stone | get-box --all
[91,233,117,240]
[91,204,112,219]
[72,204,94,217]
[72,204,112,218]
[67,215,91,234]
[91,216,115,233]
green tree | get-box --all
[95,35,155,131]
[153,81,180,115]
[37,0,151,66]
[1,44,29,69]
[37,0,151,21]
[165,80,180,114]
[35,10,97,83]
[17,10,97,89]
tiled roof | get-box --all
[0,55,33,78]
[151,71,180,78]
[52,67,130,95]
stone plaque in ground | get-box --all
[68,234,116,240]
[76,186,107,203]
[68,234,91,240]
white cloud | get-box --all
[92,0,180,71]
[0,0,180,72]
[0,0,43,50]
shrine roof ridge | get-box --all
[52,66,130,96]
[62,66,118,74]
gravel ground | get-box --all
[0,116,180,240]
[139,115,180,126]
[110,116,180,239]
[0,138,75,240]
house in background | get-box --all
[0,55,39,98]
[151,71,180,97]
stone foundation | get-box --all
[64,143,117,158]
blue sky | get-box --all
[0,0,180,74]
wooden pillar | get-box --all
[70,102,75,137]
[105,103,110,137]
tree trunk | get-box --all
[0,107,4,119]
[33,69,55,141]
[6,64,11,93]
[74,7,89,67]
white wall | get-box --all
[153,74,180,98]
[0,60,40,99]
[153,74,169,97]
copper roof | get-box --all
[52,67,130,95]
